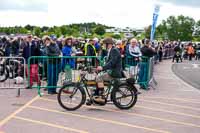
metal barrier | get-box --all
[28,56,103,96]
[0,56,26,97]
[147,57,157,89]
[28,55,158,96]
[125,56,157,90]
[124,56,140,80]
[163,48,174,59]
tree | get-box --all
[112,34,121,39]
[144,25,151,39]
[33,27,41,37]
[25,24,34,31]
[195,20,200,36]
[132,31,138,37]
[60,25,68,35]
[157,15,195,41]
[53,26,62,37]
[19,27,28,34]
[41,26,49,32]
[94,26,105,36]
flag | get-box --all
[150,5,160,41]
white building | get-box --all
[106,27,144,33]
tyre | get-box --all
[112,83,137,110]
[8,60,19,79]
[57,83,86,111]
[0,64,9,82]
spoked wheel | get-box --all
[8,60,19,79]
[57,83,86,111]
[0,64,9,82]
[112,83,137,110]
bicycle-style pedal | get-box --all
[86,99,93,106]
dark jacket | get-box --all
[100,48,108,60]
[103,47,122,78]
[174,45,181,52]
[46,43,61,64]
[85,44,96,56]
[11,40,19,55]
[22,42,40,64]
[141,45,156,58]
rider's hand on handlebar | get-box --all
[96,66,103,71]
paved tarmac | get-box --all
[0,60,200,133]
[172,60,200,90]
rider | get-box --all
[93,37,123,104]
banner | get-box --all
[150,5,160,41]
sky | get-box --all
[0,0,200,28]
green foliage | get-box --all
[111,34,121,39]
[195,20,200,37]
[193,37,200,41]
[154,15,195,41]
[132,31,138,37]
[0,18,200,42]
[33,27,41,37]
[144,25,151,39]
[60,25,68,35]
[0,22,110,37]
[94,26,105,36]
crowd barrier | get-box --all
[163,48,174,59]
[125,56,157,90]
[0,56,26,96]
[28,56,103,96]
[27,56,157,96]
[0,55,157,97]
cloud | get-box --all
[157,0,200,8]
[0,0,48,12]
[1,0,200,28]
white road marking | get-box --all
[192,64,200,69]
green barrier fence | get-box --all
[28,56,103,96]
[125,56,156,90]
[27,56,156,96]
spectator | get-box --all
[116,40,126,70]
[10,37,19,56]
[3,37,11,56]
[125,38,141,77]
[116,40,124,54]
[84,39,96,56]
[126,38,142,66]
[158,42,163,62]
[22,34,41,89]
[100,42,108,60]
[141,39,156,57]
[93,37,101,54]
[187,43,194,61]
[84,39,97,66]
[62,37,75,70]
[39,37,48,80]
[45,36,61,94]
[138,39,156,90]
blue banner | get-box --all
[150,5,160,41]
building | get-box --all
[106,27,144,34]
